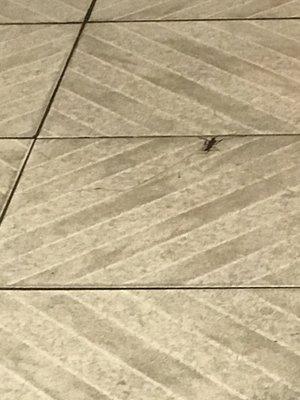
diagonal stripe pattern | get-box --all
[41,21,300,138]
[0,0,91,22]
[0,139,31,214]
[0,290,299,399]
[0,25,79,137]
[0,136,299,287]
[0,1,299,397]
[91,0,300,21]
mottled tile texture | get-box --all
[91,0,300,20]
[0,290,299,400]
[0,0,91,22]
[41,21,300,137]
[1,1,299,398]
[0,137,299,287]
[0,25,79,137]
[0,140,30,214]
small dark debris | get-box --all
[202,137,223,152]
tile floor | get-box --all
[0,1,299,399]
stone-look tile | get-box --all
[40,22,300,138]
[0,140,31,215]
[91,0,300,20]
[0,290,299,399]
[0,25,79,137]
[0,136,299,287]
[0,0,91,22]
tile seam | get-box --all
[0,17,299,26]
[0,286,299,291]
[0,0,98,225]
[1,134,300,140]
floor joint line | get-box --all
[1,134,300,140]
[88,17,300,23]
[0,21,81,25]
[0,286,299,291]
[0,16,299,26]
[0,0,97,226]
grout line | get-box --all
[0,17,299,26]
[0,21,81,25]
[33,0,97,140]
[0,139,35,225]
[88,17,300,23]
[1,134,300,140]
[35,134,300,138]
[0,137,34,140]
[0,286,298,291]
[0,0,97,226]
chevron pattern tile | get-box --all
[0,0,91,22]
[0,139,30,214]
[40,21,300,138]
[0,25,79,137]
[0,289,299,399]
[91,0,300,20]
[0,136,299,287]
[0,0,299,395]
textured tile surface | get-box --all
[0,290,299,399]
[0,139,30,215]
[0,0,90,22]
[91,0,300,20]
[41,22,300,137]
[0,136,299,287]
[0,25,79,137]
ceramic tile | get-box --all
[0,25,79,137]
[90,0,300,21]
[0,136,299,287]
[41,22,300,138]
[0,139,31,215]
[0,0,91,22]
[0,289,299,399]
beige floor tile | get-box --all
[91,0,300,21]
[0,25,79,137]
[0,139,31,215]
[40,22,300,138]
[0,289,299,399]
[0,0,91,22]
[0,136,299,287]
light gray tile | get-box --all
[0,0,90,22]
[41,22,300,137]
[0,139,31,215]
[0,290,299,399]
[0,136,299,287]
[91,0,300,20]
[0,25,79,137]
